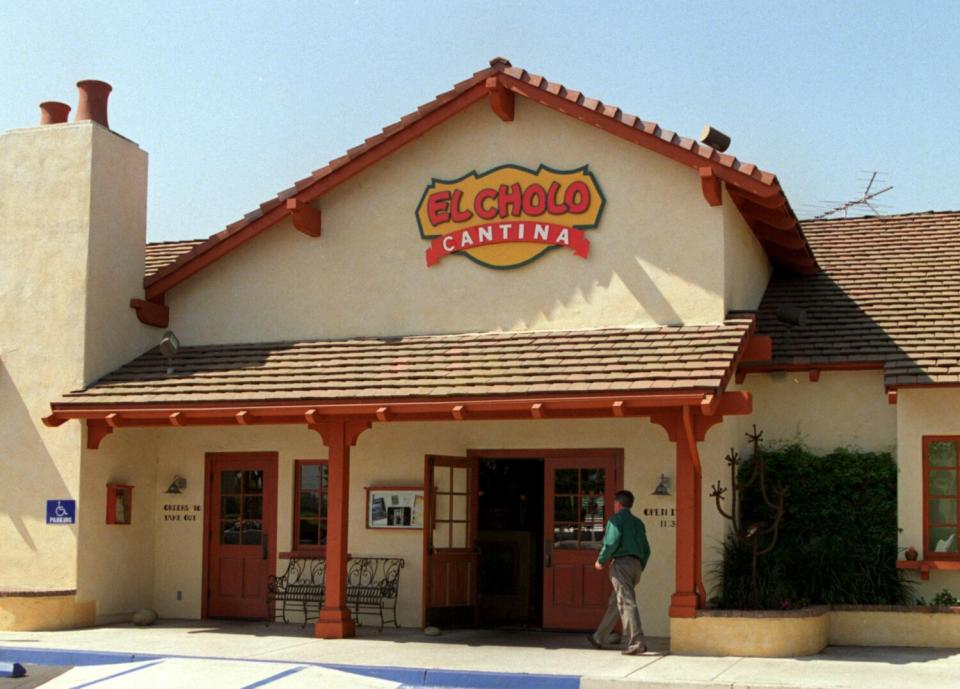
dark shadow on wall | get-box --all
[0,362,75,560]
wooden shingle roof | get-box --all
[754,210,960,388]
[58,318,755,405]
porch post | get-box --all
[309,416,370,638]
[653,407,702,618]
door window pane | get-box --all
[581,468,605,495]
[452,467,468,493]
[552,464,608,551]
[221,495,240,519]
[434,466,451,491]
[433,521,451,549]
[554,496,577,522]
[452,495,468,521]
[451,522,467,548]
[930,441,958,467]
[221,519,241,544]
[555,469,578,493]
[244,470,264,494]
[221,471,242,494]
[243,496,263,520]
[554,523,578,549]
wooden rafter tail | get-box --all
[485,76,514,122]
[130,298,169,328]
[286,198,322,237]
[698,167,723,207]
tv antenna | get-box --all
[809,171,893,220]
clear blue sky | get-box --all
[2,1,957,242]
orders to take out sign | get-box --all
[416,164,604,269]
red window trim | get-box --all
[922,436,960,561]
[293,459,328,554]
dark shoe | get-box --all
[621,644,648,655]
[586,633,602,649]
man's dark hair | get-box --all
[614,490,634,509]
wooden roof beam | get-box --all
[485,76,514,122]
[286,198,322,237]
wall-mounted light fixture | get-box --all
[164,475,187,494]
[159,330,180,375]
[652,474,671,496]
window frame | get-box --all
[292,459,328,555]
[922,436,960,561]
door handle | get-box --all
[544,539,552,568]
[261,532,269,560]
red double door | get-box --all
[424,453,619,630]
[205,452,278,619]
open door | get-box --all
[543,455,619,629]
[423,454,479,628]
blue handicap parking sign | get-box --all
[46,500,76,525]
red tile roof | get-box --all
[140,58,813,301]
[753,211,960,388]
[56,318,754,405]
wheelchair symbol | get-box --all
[55,502,68,518]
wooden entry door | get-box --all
[423,455,479,627]
[205,452,278,619]
[543,455,619,630]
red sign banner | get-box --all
[425,221,590,267]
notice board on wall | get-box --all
[366,487,424,529]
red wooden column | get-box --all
[308,415,370,638]
[652,407,702,618]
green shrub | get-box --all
[713,443,910,609]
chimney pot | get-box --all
[75,80,112,128]
[39,101,71,125]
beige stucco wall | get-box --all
[144,416,737,637]
[0,121,154,625]
[166,97,728,344]
[721,187,770,313]
[897,387,960,597]
[76,428,159,622]
[671,609,830,657]
[735,371,896,454]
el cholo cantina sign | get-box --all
[416,164,605,268]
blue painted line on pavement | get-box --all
[238,665,307,688]
[0,645,581,689]
[67,659,164,688]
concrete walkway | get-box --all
[0,621,957,688]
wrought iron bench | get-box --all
[267,556,404,631]
[267,557,325,627]
[346,556,404,631]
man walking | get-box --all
[587,490,650,655]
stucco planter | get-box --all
[670,606,830,657]
[830,605,960,648]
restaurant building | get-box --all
[2,59,958,644]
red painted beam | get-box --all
[698,167,722,207]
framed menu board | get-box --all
[366,486,424,529]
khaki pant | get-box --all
[592,556,645,650]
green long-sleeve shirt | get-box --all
[597,507,651,567]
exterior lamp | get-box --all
[159,330,180,375]
[652,474,671,496]
[165,475,187,494]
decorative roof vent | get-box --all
[699,125,731,152]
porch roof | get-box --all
[53,317,754,407]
